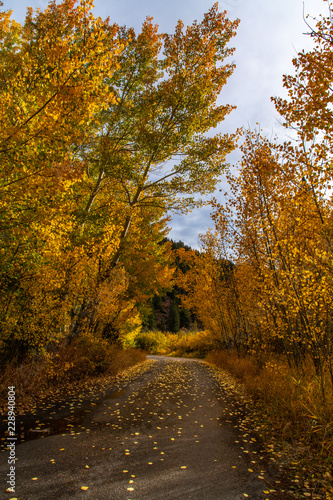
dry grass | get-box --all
[0,336,146,414]
[206,350,333,496]
[206,350,333,444]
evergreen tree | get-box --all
[168,300,180,333]
[180,308,191,329]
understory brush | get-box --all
[133,330,176,354]
[171,330,219,357]
[206,350,333,496]
[0,336,146,414]
[133,329,220,357]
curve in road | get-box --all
[1,356,291,499]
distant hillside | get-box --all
[142,239,202,333]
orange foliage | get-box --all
[0,1,237,362]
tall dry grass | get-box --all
[206,350,333,466]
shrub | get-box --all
[0,336,146,413]
[134,331,169,353]
[171,330,219,357]
[133,329,223,358]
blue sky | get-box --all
[6,0,328,248]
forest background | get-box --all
[1,0,333,497]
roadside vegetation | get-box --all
[0,334,146,414]
[130,329,217,358]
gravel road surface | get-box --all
[0,356,290,499]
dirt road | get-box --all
[0,356,290,499]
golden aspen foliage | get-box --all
[0,0,123,358]
[0,1,238,362]
[66,4,239,339]
[187,3,333,400]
